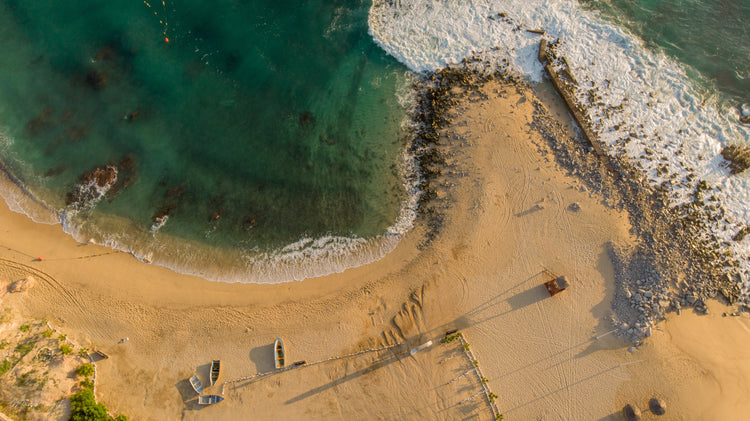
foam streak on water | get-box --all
[369,0,750,291]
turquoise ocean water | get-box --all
[583,0,750,106]
[0,0,413,281]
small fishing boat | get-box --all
[198,394,224,405]
[210,360,220,386]
[274,338,285,369]
[189,375,203,395]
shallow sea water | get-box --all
[0,0,415,282]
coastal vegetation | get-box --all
[69,389,128,421]
[0,309,125,420]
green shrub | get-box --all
[443,332,463,343]
[78,348,90,359]
[79,378,94,390]
[42,329,55,338]
[75,363,95,378]
[60,344,73,355]
[0,359,11,376]
[19,324,31,332]
[0,340,8,349]
[58,334,67,342]
[69,389,108,421]
[69,388,128,421]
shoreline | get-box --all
[1,70,749,419]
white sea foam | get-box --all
[369,0,750,292]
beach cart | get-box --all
[543,269,569,296]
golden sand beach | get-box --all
[0,79,749,420]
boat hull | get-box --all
[210,360,220,386]
[189,375,203,395]
[274,338,285,369]
[198,395,224,405]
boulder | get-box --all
[649,397,666,415]
[623,403,642,421]
[8,276,37,293]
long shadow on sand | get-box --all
[283,350,405,405]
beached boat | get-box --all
[210,360,220,386]
[189,375,203,395]
[274,338,285,369]
[198,394,224,405]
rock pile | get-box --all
[8,276,37,293]
[721,145,750,175]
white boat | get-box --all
[189,375,203,395]
[274,338,285,369]
[198,395,224,405]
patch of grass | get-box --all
[78,348,90,359]
[60,344,73,355]
[19,324,31,333]
[41,329,54,338]
[16,370,37,387]
[15,341,35,357]
[0,340,8,350]
[0,359,11,376]
[58,334,67,342]
[0,309,10,324]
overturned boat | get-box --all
[198,394,224,405]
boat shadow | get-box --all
[249,343,275,373]
[174,378,204,410]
